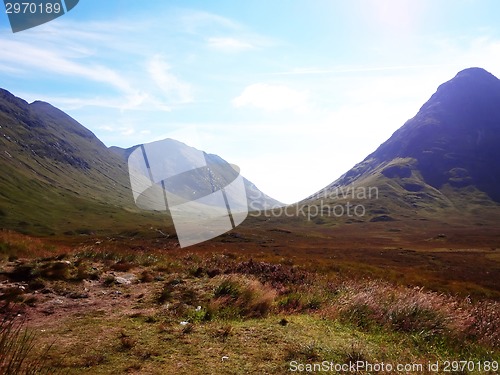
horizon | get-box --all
[2,1,500,203]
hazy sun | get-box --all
[364,0,425,36]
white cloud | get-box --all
[121,127,135,136]
[0,39,133,93]
[98,125,115,132]
[19,92,152,112]
[207,37,254,52]
[272,63,449,76]
[232,83,309,112]
[180,10,241,34]
[148,55,193,105]
[0,18,197,113]
[0,62,24,74]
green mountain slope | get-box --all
[0,89,281,236]
[0,89,150,235]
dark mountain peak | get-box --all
[29,100,98,141]
[0,87,25,103]
[435,67,499,96]
[420,67,500,121]
[366,68,500,163]
[454,67,497,81]
[0,88,30,115]
[29,100,59,113]
[316,68,500,204]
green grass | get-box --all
[0,162,172,236]
[35,312,500,374]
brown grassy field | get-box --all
[1,217,499,374]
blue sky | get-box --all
[2,0,500,203]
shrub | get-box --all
[335,281,454,335]
[208,275,276,319]
[110,260,134,272]
[185,307,210,323]
[139,270,155,283]
[119,331,136,350]
[38,261,74,281]
[214,279,241,299]
[464,300,500,347]
[277,292,304,313]
[102,275,116,286]
[156,283,173,304]
[329,279,500,348]
[231,259,309,289]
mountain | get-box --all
[0,89,143,235]
[306,68,500,223]
[0,89,279,236]
[110,141,283,211]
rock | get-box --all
[115,277,131,285]
[114,273,136,285]
[67,292,89,299]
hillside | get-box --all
[305,68,500,224]
[0,89,280,236]
[0,89,151,235]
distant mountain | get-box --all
[306,68,500,222]
[0,89,280,235]
[110,141,283,211]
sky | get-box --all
[1,0,500,203]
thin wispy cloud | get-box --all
[0,39,129,90]
[148,55,194,105]
[180,10,242,34]
[206,37,255,52]
[272,63,450,76]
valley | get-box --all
[1,68,500,373]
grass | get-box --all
[0,233,499,374]
[0,309,60,374]
[29,312,500,374]
[208,275,276,319]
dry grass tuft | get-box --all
[208,275,277,319]
[0,309,60,374]
[322,279,500,348]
